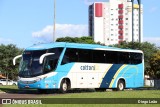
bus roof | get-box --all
[25,42,143,53]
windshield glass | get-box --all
[19,50,46,78]
[19,48,63,78]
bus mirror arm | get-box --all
[13,55,22,65]
[39,53,55,64]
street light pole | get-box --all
[53,0,56,42]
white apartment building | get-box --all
[88,0,143,45]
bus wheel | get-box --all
[60,79,69,93]
[117,80,125,91]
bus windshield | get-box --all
[19,48,63,78]
[19,50,46,78]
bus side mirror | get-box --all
[39,53,55,64]
[13,55,22,65]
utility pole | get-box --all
[53,0,56,42]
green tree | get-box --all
[0,44,22,80]
[56,36,96,44]
[149,51,160,79]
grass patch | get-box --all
[1,86,160,107]
[42,90,160,98]
[0,85,18,93]
[0,85,37,93]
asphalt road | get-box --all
[0,90,45,98]
[0,88,96,98]
[0,89,64,98]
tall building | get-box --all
[88,0,143,45]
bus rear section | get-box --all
[58,47,144,91]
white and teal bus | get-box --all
[13,42,144,93]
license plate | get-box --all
[25,85,29,88]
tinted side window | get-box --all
[106,51,118,64]
[130,53,142,64]
[118,52,130,64]
[92,50,105,63]
[78,49,92,63]
[43,48,64,73]
[48,48,63,54]
[61,48,78,65]
[61,48,142,65]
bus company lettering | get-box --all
[80,65,99,70]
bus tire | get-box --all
[0,83,3,86]
[117,79,125,91]
[60,79,69,93]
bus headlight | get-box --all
[35,78,41,82]
[18,77,45,84]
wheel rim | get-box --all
[62,82,67,91]
[119,82,124,90]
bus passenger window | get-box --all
[43,48,63,73]
[130,53,142,64]
[92,50,105,63]
[61,48,78,65]
[118,52,130,64]
[78,49,92,63]
[106,51,118,64]
[43,58,58,73]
